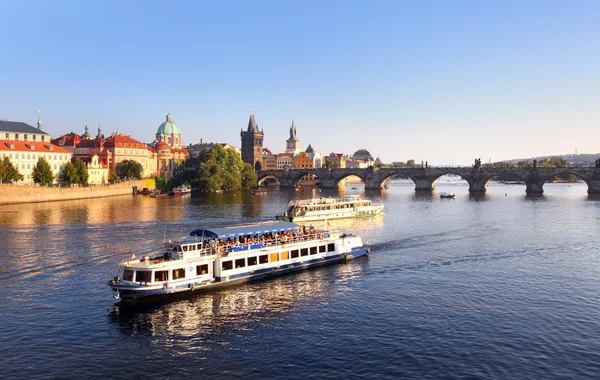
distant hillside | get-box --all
[506,153,600,166]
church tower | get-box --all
[240,114,264,171]
[285,120,300,154]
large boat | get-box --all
[108,221,369,302]
[276,195,384,222]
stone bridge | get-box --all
[257,167,600,194]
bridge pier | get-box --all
[525,180,545,194]
[466,178,488,193]
[586,178,600,194]
[364,178,384,190]
[413,178,435,192]
[320,178,342,190]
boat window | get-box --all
[136,270,151,283]
[310,247,317,255]
[280,251,289,260]
[270,253,278,262]
[183,245,188,252]
[301,248,309,257]
[196,264,208,275]
[259,255,268,264]
[222,261,233,271]
[290,250,299,258]
[172,268,186,280]
[154,270,168,282]
[123,269,134,282]
[247,256,257,266]
[235,258,246,268]
[319,245,326,253]
[327,243,335,252]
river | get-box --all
[1,181,599,379]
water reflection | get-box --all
[108,260,366,340]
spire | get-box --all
[247,114,259,132]
[83,117,91,138]
[37,110,43,130]
[306,144,314,154]
[289,119,297,140]
[96,119,102,139]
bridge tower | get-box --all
[241,114,264,171]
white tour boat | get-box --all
[276,195,384,222]
[108,221,369,302]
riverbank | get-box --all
[0,179,152,205]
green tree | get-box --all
[115,159,143,180]
[178,144,254,191]
[73,158,89,185]
[324,158,335,169]
[390,161,406,168]
[32,157,54,185]
[0,157,24,183]
[108,172,118,183]
[61,162,79,185]
[241,162,258,189]
[406,159,416,168]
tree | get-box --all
[177,144,255,191]
[115,160,143,180]
[61,162,79,185]
[0,157,24,183]
[406,159,416,168]
[324,158,335,169]
[241,162,258,189]
[73,159,89,185]
[390,161,406,168]
[32,157,54,185]
[108,172,118,183]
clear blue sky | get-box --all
[1,0,599,165]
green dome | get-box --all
[157,114,181,135]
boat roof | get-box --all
[189,222,299,239]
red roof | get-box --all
[51,132,82,146]
[278,153,293,157]
[0,141,71,154]
[104,134,147,148]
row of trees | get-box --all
[0,157,143,185]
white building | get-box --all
[0,118,72,184]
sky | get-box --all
[1,0,599,166]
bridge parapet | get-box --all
[257,167,600,194]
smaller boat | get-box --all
[440,192,455,198]
[276,195,384,222]
[171,185,191,196]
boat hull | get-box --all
[109,250,368,302]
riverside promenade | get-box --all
[0,179,150,205]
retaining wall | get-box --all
[0,179,153,205]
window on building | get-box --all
[33,135,36,141]
[24,134,28,141]
[5,133,8,139]
[15,134,19,140]
[41,135,45,141]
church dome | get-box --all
[157,114,181,135]
[155,141,170,151]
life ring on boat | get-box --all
[154,259,161,264]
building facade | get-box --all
[0,119,72,184]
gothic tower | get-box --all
[285,119,300,154]
[240,114,264,171]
